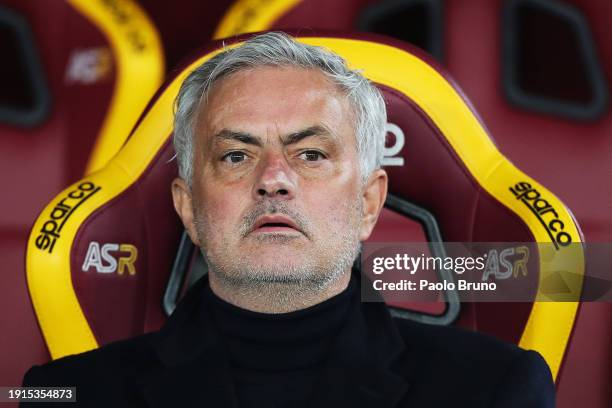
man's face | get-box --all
[173,66,386,289]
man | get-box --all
[22,32,555,407]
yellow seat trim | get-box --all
[67,0,165,175]
[213,0,302,39]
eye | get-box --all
[222,151,247,164]
[299,150,326,162]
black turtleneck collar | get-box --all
[144,271,408,408]
[205,276,355,372]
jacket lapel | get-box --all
[136,278,238,408]
[137,345,238,408]
[308,276,410,407]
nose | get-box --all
[252,153,296,200]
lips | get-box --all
[251,215,302,234]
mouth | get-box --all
[251,215,303,235]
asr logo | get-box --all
[481,246,529,281]
[82,241,138,276]
[65,47,112,85]
[382,123,405,166]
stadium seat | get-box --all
[25,32,584,393]
[441,3,612,404]
[0,0,163,387]
[212,2,612,406]
[215,0,611,241]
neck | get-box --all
[208,269,352,313]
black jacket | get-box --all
[22,275,555,407]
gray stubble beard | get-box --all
[193,197,363,311]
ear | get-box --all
[359,168,388,241]
[171,178,201,246]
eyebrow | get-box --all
[283,125,335,145]
[214,129,262,146]
[213,125,336,147]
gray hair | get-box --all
[173,31,387,185]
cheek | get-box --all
[302,179,361,229]
[196,188,244,232]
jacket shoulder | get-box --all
[394,317,525,365]
[22,332,159,387]
[392,318,555,407]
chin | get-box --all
[240,237,309,256]
[246,256,312,273]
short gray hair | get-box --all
[173,32,387,185]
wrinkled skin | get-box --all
[172,66,387,313]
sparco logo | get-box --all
[101,0,146,52]
[35,182,101,254]
[510,182,571,249]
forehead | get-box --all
[197,66,354,140]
